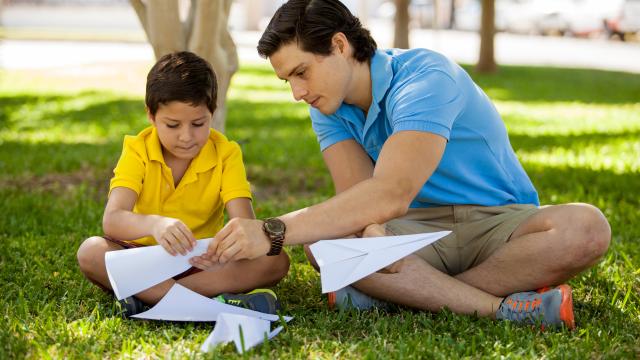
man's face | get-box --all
[269,42,351,115]
[148,101,212,161]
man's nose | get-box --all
[291,83,307,101]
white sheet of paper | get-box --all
[131,283,292,322]
[309,231,451,293]
[105,238,210,300]
[200,313,284,354]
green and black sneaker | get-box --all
[118,296,148,318]
[214,289,281,314]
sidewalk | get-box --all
[2,4,640,73]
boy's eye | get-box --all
[167,123,179,129]
[192,122,205,127]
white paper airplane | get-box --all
[131,283,292,322]
[309,231,450,293]
[105,238,211,300]
[200,313,284,354]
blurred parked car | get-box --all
[604,0,640,40]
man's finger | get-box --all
[219,242,242,264]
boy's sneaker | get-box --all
[496,284,575,330]
[327,285,392,311]
[215,289,281,314]
[118,296,148,318]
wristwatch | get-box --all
[262,218,286,256]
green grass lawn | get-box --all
[1,61,639,359]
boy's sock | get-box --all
[214,289,281,315]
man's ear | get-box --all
[146,106,156,125]
[331,32,350,56]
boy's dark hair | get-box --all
[257,0,376,63]
[145,51,217,116]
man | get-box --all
[190,0,611,329]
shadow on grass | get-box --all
[0,91,145,137]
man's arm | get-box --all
[208,130,446,262]
[322,139,374,194]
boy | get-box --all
[77,51,290,317]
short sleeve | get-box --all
[387,69,465,140]
[219,141,252,204]
[109,136,145,196]
[310,107,354,151]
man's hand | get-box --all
[151,217,196,256]
[361,223,405,274]
[201,218,271,264]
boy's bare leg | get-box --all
[77,236,289,305]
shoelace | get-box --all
[501,296,544,322]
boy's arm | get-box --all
[103,187,196,255]
[224,198,256,219]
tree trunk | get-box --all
[449,0,456,29]
[476,0,497,73]
[130,0,237,132]
[394,0,410,49]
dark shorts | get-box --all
[385,204,539,275]
[104,236,202,280]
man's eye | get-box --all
[297,70,305,77]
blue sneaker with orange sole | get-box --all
[496,284,575,330]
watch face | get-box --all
[265,218,286,235]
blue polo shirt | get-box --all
[310,48,539,208]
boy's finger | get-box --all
[177,222,196,248]
[159,239,176,256]
[173,227,193,253]
[167,231,187,255]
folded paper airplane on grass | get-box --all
[131,283,292,323]
[309,231,451,293]
[200,313,284,354]
[105,238,211,300]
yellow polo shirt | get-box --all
[109,126,252,245]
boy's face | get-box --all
[269,39,353,115]
[148,101,212,161]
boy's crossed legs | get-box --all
[77,236,290,305]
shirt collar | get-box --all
[364,49,394,135]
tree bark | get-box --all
[129,0,237,132]
[394,0,410,49]
[476,0,497,73]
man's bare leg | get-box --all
[77,236,289,304]
[352,255,503,317]
[455,203,611,296]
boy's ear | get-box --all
[145,106,156,125]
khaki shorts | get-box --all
[385,204,539,275]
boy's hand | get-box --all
[151,217,196,256]
[362,223,404,274]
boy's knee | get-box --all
[271,252,290,283]
[303,244,319,271]
[76,236,105,273]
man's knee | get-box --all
[564,203,611,265]
[272,252,290,283]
